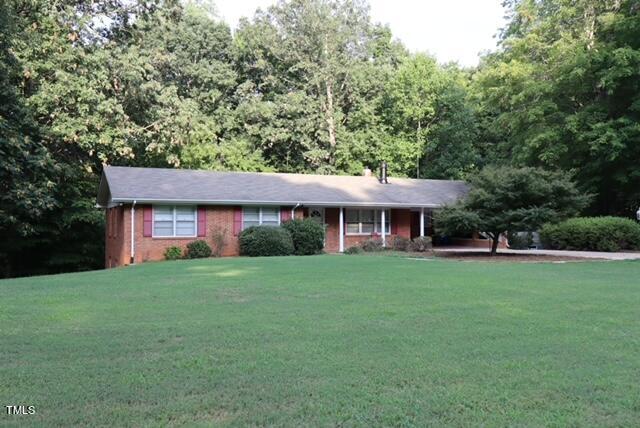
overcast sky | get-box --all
[214,0,508,67]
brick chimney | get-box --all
[379,161,388,184]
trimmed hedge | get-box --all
[239,226,294,257]
[186,240,212,258]
[281,219,324,255]
[540,217,640,252]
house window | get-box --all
[153,205,197,237]
[243,207,280,229]
[345,209,390,235]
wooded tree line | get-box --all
[1,0,638,276]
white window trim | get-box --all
[345,209,391,236]
[152,205,198,238]
[242,206,281,230]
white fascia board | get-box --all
[110,197,443,209]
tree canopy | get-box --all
[1,0,638,276]
[472,0,640,216]
[435,166,588,255]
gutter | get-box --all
[109,198,444,209]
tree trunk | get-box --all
[325,79,337,150]
[322,35,337,164]
[416,119,421,178]
[490,235,500,256]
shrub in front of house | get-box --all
[392,236,411,251]
[344,245,363,254]
[210,227,228,257]
[164,246,183,260]
[239,226,294,257]
[186,240,212,258]
[540,217,640,252]
[361,238,384,252]
[409,236,433,252]
[281,219,324,255]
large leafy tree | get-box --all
[232,0,405,173]
[109,2,250,169]
[333,25,407,175]
[0,0,127,276]
[382,55,480,178]
[473,0,640,216]
[0,1,58,276]
[0,0,251,276]
[435,166,588,255]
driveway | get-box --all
[435,247,640,261]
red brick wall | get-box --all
[105,205,242,267]
[450,233,508,249]
[393,209,411,240]
[133,205,240,264]
[105,206,127,268]
[324,208,340,252]
[105,205,414,267]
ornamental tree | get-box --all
[435,166,588,255]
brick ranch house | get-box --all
[97,165,496,268]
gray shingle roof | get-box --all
[98,166,468,208]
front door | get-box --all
[307,207,325,226]
[307,207,326,246]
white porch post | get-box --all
[420,207,425,237]
[381,209,386,247]
[130,200,136,264]
[339,207,344,252]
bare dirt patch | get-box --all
[433,251,604,263]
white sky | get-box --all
[214,0,508,67]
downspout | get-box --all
[291,203,301,219]
[130,200,136,264]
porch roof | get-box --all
[97,166,468,208]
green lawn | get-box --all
[1,255,640,427]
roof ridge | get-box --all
[104,165,466,183]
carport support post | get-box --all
[420,207,425,237]
[339,207,344,253]
[381,209,386,247]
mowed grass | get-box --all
[1,256,640,427]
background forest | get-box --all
[1,0,639,277]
